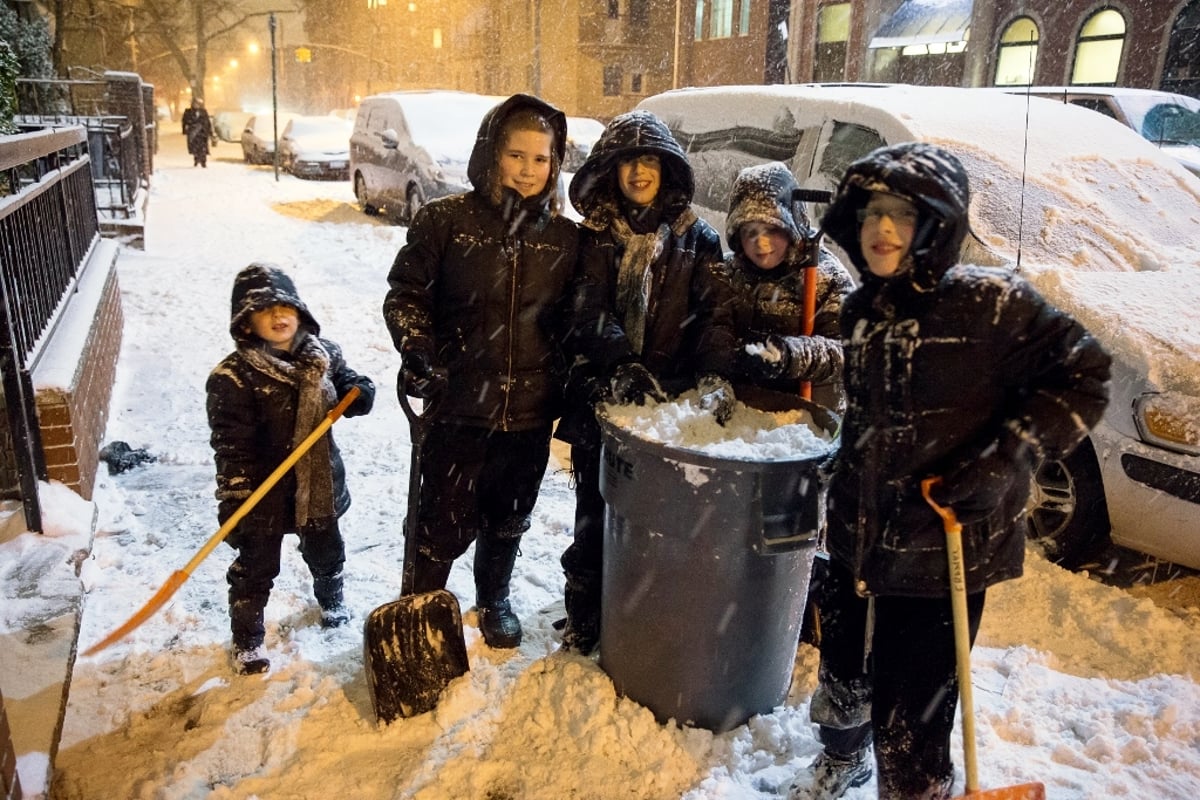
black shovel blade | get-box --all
[363,589,470,724]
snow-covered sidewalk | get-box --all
[4,131,1198,799]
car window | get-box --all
[1142,103,1200,146]
[1069,98,1118,120]
[816,122,887,187]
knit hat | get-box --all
[725,161,811,254]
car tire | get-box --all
[402,184,425,225]
[355,174,379,216]
[1026,437,1111,569]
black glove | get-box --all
[401,338,437,398]
[340,376,376,418]
[735,335,792,381]
[933,437,1022,523]
[609,361,666,406]
[696,373,736,425]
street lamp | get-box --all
[269,13,280,181]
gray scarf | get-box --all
[240,333,337,527]
[611,215,671,355]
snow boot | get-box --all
[233,645,270,675]
[314,571,348,628]
[474,534,522,649]
[560,575,600,655]
[785,747,872,800]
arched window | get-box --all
[1071,8,1125,86]
[994,16,1039,86]
[1162,0,1200,96]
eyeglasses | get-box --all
[856,206,919,227]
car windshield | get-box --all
[394,93,501,162]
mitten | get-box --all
[696,373,736,425]
[401,338,437,398]
[341,376,376,417]
[933,434,1025,522]
[735,335,791,381]
[609,361,666,406]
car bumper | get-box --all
[1096,426,1200,569]
[291,160,349,180]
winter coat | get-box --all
[208,264,372,536]
[558,110,733,445]
[182,106,212,158]
[820,142,1111,598]
[383,94,578,432]
[715,162,855,397]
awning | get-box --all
[868,0,972,49]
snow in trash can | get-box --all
[603,388,835,461]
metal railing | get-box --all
[0,126,100,531]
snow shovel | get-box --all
[921,477,1046,800]
[791,188,831,402]
[82,386,362,657]
[363,368,469,724]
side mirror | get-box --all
[381,128,400,149]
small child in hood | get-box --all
[207,262,375,675]
[717,161,854,407]
[786,143,1110,800]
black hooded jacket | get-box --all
[560,111,732,435]
[383,94,578,431]
[820,142,1111,597]
[207,264,371,533]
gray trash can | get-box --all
[597,393,838,733]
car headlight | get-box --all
[1134,392,1200,456]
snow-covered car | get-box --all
[279,115,353,180]
[241,111,299,165]
[349,90,503,223]
[213,109,252,143]
[992,87,1200,178]
[639,83,1200,571]
[564,115,605,172]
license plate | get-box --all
[330,161,346,169]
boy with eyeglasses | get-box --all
[786,142,1111,799]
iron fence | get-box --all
[0,126,100,531]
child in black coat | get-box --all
[207,263,375,674]
[786,143,1110,799]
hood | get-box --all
[466,93,568,210]
[229,262,319,344]
[568,109,695,225]
[725,161,811,255]
[821,141,970,291]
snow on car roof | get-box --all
[641,83,1200,394]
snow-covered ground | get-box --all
[2,131,1198,799]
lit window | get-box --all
[1071,9,1125,85]
[814,3,850,81]
[994,16,1039,85]
[711,0,733,38]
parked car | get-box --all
[349,90,503,223]
[279,115,353,180]
[639,83,1200,571]
[241,112,300,165]
[993,86,1200,178]
[213,110,253,143]
[564,115,605,172]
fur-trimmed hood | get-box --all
[821,142,970,291]
[229,262,319,345]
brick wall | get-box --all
[0,689,21,800]
[35,265,124,502]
